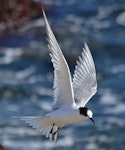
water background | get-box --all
[0,0,125,149]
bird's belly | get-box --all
[59,114,85,126]
[49,108,86,127]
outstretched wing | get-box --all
[73,43,97,107]
[43,10,74,109]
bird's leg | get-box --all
[52,127,60,142]
[52,127,60,135]
[50,123,55,134]
[49,123,55,141]
[49,124,60,141]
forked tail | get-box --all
[13,116,59,141]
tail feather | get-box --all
[19,116,44,130]
[42,126,51,137]
[45,126,51,138]
[13,116,59,141]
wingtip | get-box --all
[42,7,49,28]
[42,8,46,18]
[83,42,92,54]
[84,42,89,49]
[84,42,87,46]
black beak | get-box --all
[90,118,95,124]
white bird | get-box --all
[18,10,97,142]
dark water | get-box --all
[0,0,125,149]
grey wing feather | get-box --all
[73,43,97,107]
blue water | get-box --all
[0,0,125,149]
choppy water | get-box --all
[0,0,125,149]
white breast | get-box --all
[47,106,88,127]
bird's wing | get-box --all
[73,43,97,107]
[43,10,74,109]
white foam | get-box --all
[0,48,22,64]
[16,66,36,79]
[2,135,74,150]
[111,64,125,74]
[105,103,125,114]
[116,12,125,26]
[100,89,117,105]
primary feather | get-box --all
[73,43,97,107]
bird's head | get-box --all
[79,107,95,123]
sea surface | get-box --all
[0,0,125,149]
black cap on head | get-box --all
[79,107,89,116]
[79,107,95,124]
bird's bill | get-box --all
[90,118,95,124]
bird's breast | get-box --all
[48,106,87,127]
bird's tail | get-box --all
[13,116,59,141]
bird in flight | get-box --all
[18,10,97,142]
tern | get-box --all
[18,10,97,142]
